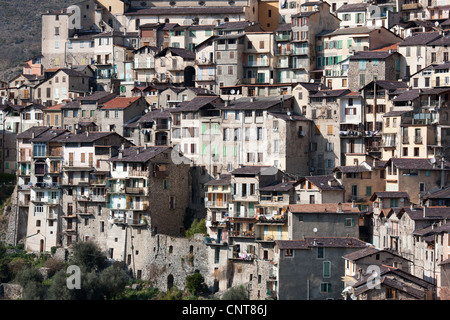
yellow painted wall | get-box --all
[258,1,279,32]
[97,0,125,14]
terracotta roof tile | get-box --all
[101,97,141,109]
[288,203,359,213]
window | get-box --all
[284,249,293,257]
[320,283,332,293]
[256,127,263,140]
[366,186,372,196]
[169,196,175,209]
[317,247,324,259]
[323,261,331,278]
[344,218,355,227]
[385,288,397,299]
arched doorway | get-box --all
[167,274,174,291]
[184,66,195,87]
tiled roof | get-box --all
[55,131,119,143]
[370,191,410,200]
[300,175,344,191]
[349,51,396,60]
[268,112,310,122]
[427,34,450,46]
[31,129,69,142]
[336,3,369,12]
[78,91,117,103]
[342,246,381,261]
[399,32,441,46]
[276,23,291,32]
[422,186,450,199]
[170,96,222,112]
[387,158,442,170]
[205,174,232,186]
[101,97,142,109]
[110,146,170,163]
[309,89,350,98]
[137,109,171,123]
[401,206,450,221]
[17,126,51,139]
[223,96,292,111]
[259,181,296,192]
[382,109,413,117]
[362,80,409,91]
[288,203,359,213]
[156,47,196,60]
[231,165,275,175]
[335,165,372,173]
[276,237,367,250]
[392,89,421,102]
[125,6,245,15]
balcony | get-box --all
[63,161,95,171]
[129,170,148,177]
[90,194,106,202]
[196,59,214,66]
[206,201,228,208]
[229,230,255,238]
[339,130,362,138]
[126,202,149,211]
[232,194,258,202]
[133,62,155,69]
[125,187,146,194]
[47,198,60,205]
[275,48,293,56]
[243,61,270,68]
[76,209,95,216]
[402,2,421,10]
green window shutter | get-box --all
[338,40,342,49]
[201,124,207,134]
[233,146,237,157]
[323,261,331,277]
[347,39,352,48]
[223,146,227,156]
[202,144,207,155]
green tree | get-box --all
[100,265,128,300]
[47,269,74,300]
[185,272,205,296]
[69,241,107,272]
[15,266,45,300]
[185,218,207,238]
[222,285,249,300]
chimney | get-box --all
[410,203,414,211]
[352,200,357,208]
[337,202,343,213]
[313,239,317,246]
[423,206,426,218]
[118,151,123,159]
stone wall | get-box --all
[0,283,22,300]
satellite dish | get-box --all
[230,89,235,95]
[313,227,318,233]
[435,21,440,27]
[278,43,282,47]
[431,157,436,164]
